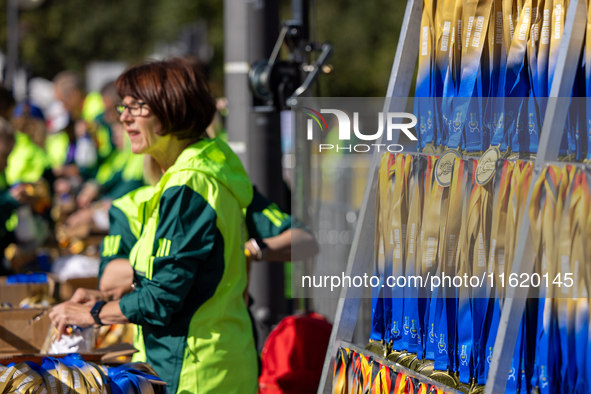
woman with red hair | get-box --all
[50,58,258,394]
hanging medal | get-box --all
[402,156,426,370]
[415,0,437,152]
[483,159,514,385]
[389,155,412,357]
[568,171,589,393]
[367,154,392,356]
[456,159,477,387]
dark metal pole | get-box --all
[5,0,18,90]
[290,0,311,309]
[224,0,284,349]
[292,0,309,41]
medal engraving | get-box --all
[476,146,500,186]
[435,150,461,187]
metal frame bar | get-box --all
[316,0,421,391]
[483,0,587,392]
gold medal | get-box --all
[469,384,485,394]
[456,382,472,393]
[430,370,459,388]
[386,350,401,362]
[435,150,461,187]
[422,144,437,154]
[398,354,418,370]
[417,360,434,377]
[408,357,420,371]
[476,146,500,186]
[365,340,387,358]
[394,351,407,362]
[411,357,424,372]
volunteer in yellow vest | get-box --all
[0,118,32,274]
[48,71,112,176]
[49,58,258,394]
[7,101,52,185]
[75,121,145,208]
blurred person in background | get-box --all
[0,87,15,122]
[7,101,53,186]
[62,118,145,238]
[48,71,111,179]
[0,117,39,274]
[59,80,146,243]
[76,81,145,209]
[0,90,53,273]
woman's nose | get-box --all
[119,109,133,123]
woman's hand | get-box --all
[69,288,108,305]
[49,302,95,340]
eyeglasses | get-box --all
[116,102,150,117]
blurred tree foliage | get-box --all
[0,0,158,79]
[312,0,405,97]
[0,0,404,97]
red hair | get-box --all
[116,58,216,140]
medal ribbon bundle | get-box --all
[331,0,591,389]
[348,0,591,389]
[0,354,164,394]
[356,148,591,394]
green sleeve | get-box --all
[99,169,124,195]
[96,123,114,163]
[98,205,138,280]
[119,185,217,327]
[245,187,308,239]
[102,179,145,201]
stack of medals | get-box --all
[362,0,591,390]
[0,354,164,394]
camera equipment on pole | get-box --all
[248,20,332,111]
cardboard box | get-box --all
[0,342,138,365]
[0,308,50,354]
[0,277,50,307]
[59,277,98,302]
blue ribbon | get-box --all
[401,161,421,354]
[572,299,588,393]
[108,363,164,394]
[369,262,385,342]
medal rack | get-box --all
[315,0,587,390]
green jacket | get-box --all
[116,138,258,394]
[100,186,294,278]
[100,186,296,381]
[95,146,145,201]
[99,185,155,278]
